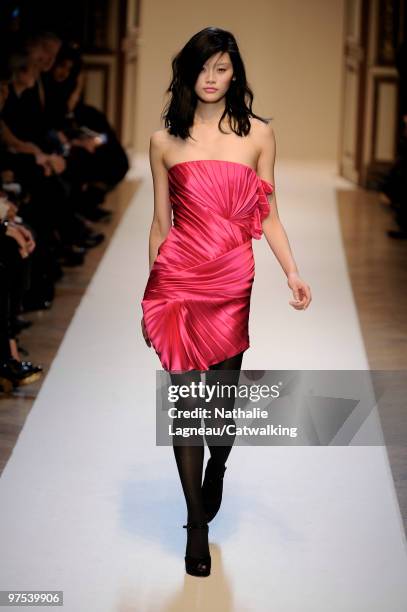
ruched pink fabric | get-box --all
[141,159,274,373]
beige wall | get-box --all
[134,0,344,161]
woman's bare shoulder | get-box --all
[249,117,276,158]
[150,129,175,163]
[249,116,275,137]
[150,128,173,146]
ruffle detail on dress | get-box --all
[250,177,274,240]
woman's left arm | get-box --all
[67,71,86,113]
[256,122,312,311]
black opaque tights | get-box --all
[169,351,243,559]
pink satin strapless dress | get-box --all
[141,159,274,373]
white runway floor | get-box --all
[0,157,406,611]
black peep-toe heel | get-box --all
[182,521,211,577]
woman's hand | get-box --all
[34,152,53,176]
[35,153,66,175]
[81,137,100,154]
[5,202,18,221]
[5,223,30,258]
[57,130,69,144]
[287,272,312,310]
[71,137,100,154]
[14,223,36,253]
[47,154,67,174]
[141,316,151,347]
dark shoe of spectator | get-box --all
[387,229,407,239]
[0,358,43,391]
[77,184,108,218]
[80,206,112,222]
[74,231,105,249]
[21,297,53,312]
[57,245,86,267]
[82,183,108,205]
[14,317,33,333]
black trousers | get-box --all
[0,233,31,359]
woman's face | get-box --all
[41,39,62,72]
[52,59,74,82]
[194,51,234,102]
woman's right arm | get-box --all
[0,120,42,156]
[147,131,172,272]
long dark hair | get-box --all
[162,26,272,140]
[53,42,83,90]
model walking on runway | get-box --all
[141,26,312,577]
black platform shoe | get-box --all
[0,358,43,391]
[182,522,211,577]
[202,457,227,523]
[8,359,43,386]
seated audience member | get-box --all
[0,200,43,392]
[0,47,89,303]
[41,41,129,215]
[1,45,104,270]
[0,25,130,394]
